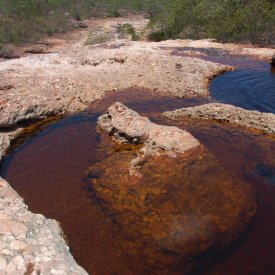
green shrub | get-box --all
[117,23,140,41]
[148,0,275,45]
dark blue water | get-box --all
[172,47,275,114]
[209,56,275,114]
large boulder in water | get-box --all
[89,103,256,274]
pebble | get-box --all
[10,240,27,251]
[6,261,16,273]
[12,255,24,266]
[0,257,7,271]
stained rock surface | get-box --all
[90,104,257,274]
[163,103,275,135]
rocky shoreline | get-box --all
[164,103,275,135]
[0,15,274,275]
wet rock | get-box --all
[91,105,257,274]
[164,103,275,135]
[271,55,275,67]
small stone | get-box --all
[0,214,11,220]
[6,261,16,274]
[0,220,28,235]
[1,249,12,255]
[0,257,7,271]
[42,256,51,262]
[50,269,66,275]
[10,240,27,251]
[12,255,24,266]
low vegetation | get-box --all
[0,0,275,46]
[117,23,140,41]
[0,0,97,44]
[85,27,113,45]
[148,0,275,45]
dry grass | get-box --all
[84,27,113,45]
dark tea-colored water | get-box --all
[1,86,275,274]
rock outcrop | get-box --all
[163,103,275,135]
[0,178,88,275]
[0,35,231,129]
[90,104,257,274]
[98,102,200,176]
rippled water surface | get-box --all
[210,58,275,114]
[173,47,275,114]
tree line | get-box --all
[1,0,275,46]
[149,0,275,45]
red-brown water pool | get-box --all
[1,88,275,274]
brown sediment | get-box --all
[88,138,256,274]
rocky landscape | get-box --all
[0,14,275,274]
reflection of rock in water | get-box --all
[88,103,257,274]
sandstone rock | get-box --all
[98,102,200,153]
[0,48,19,59]
[0,220,28,235]
[70,21,88,29]
[91,105,257,274]
[10,240,27,251]
[6,261,16,274]
[24,45,51,54]
[12,255,24,266]
[0,257,7,271]
[163,103,275,135]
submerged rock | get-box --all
[90,104,257,274]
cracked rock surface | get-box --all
[163,103,275,135]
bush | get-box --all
[117,23,140,40]
[0,0,97,45]
[148,0,275,45]
[0,0,170,45]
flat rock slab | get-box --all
[0,38,231,129]
[163,103,275,135]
